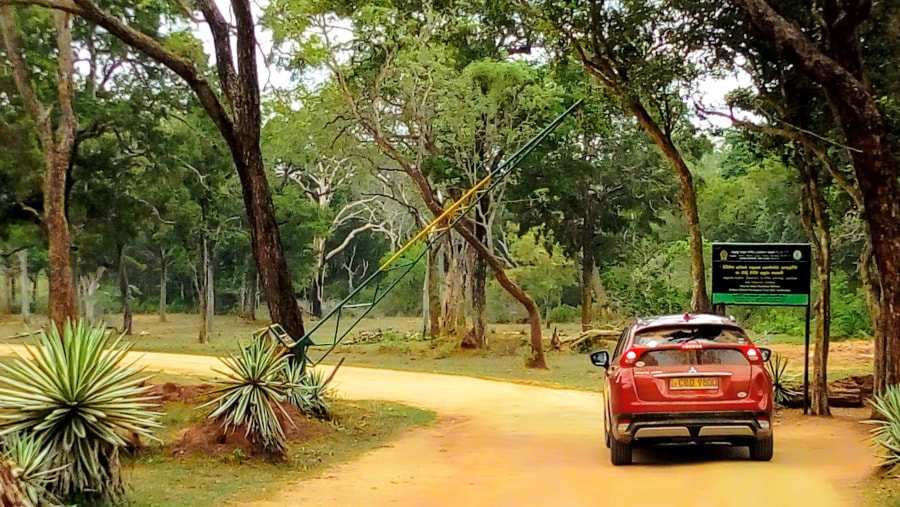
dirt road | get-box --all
[0,345,878,506]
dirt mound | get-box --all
[144,382,216,405]
[169,402,329,459]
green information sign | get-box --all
[711,243,811,306]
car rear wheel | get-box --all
[749,435,773,461]
[610,438,632,466]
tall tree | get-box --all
[680,0,900,391]
[534,0,712,312]
[283,9,550,367]
[1,0,307,339]
[512,87,676,330]
[0,6,77,324]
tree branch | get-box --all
[52,0,238,145]
[194,0,238,115]
[0,6,52,147]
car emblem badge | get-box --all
[688,366,698,374]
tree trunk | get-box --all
[427,238,442,338]
[625,99,710,313]
[592,265,610,321]
[0,259,9,315]
[198,234,212,343]
[441,235,466,336]
[401,168,547,368]
[16,250,28,324]
[731,0,900,393]
[246,270,258,321]
[862,242,886,398]
[311,236,326,318]
[231,149,305,339]
[468,198,489,348]
[119,245,132,335]
[78,266,104,322]
[159,253,168,322]
[798,155,831,416]
[0,8,78,327]
[581,242,594,331]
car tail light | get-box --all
[622,350,638,366]
[744,346,762,363]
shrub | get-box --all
[868,385,900,473]
[548,305,580,323]
[202,341,293,456]
[0,320,160,505]
[1,433,61,507]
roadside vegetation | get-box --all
[1,0,899,502]
[0,321,435,505]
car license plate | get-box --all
[669,377,719,390]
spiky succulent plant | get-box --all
[0,320,160,504]
[203,340,294,455]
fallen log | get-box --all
[780,374,874,408]
[568,329,620,353]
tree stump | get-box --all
[550,327,562,351]
[0,461,27,507]
[460,328,479,349]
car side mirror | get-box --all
[759,347,772,362]
[590,350,610,368]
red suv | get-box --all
[591,313,774,465]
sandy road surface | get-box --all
[0,344,878,507]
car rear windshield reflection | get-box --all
[638,349,749,366]
[634,326,748,346]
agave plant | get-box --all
[0,320,161,505]
[281,362,335,420]
[867,385,900,473]
[1,433,63,507]
[766,352,799,405]
[202,340,294,455]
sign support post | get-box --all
[711,243,812,412]
[803,301,811,414]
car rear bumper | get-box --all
[613,411,772,444]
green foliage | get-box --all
[867,386,900,474]
[0,320,161,504]
[362,243,426,316]
[765,353,798,406]
[831,271,873,338]
[697,155,804,244]
[749,308,805,336]
[203,341,293,455]
[0,432,62,507]
[548,305,580,323]
[505,230,577,314]
[601,239,691,316]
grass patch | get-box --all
[126,399,435,507]
[0,314,875,392]
[865,476,900,506]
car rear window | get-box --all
[633,325,748,346]
[638,349,749,367]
